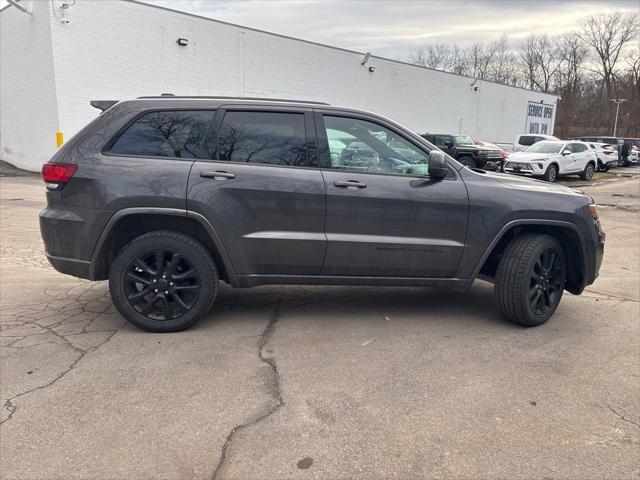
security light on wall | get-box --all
[177,38,189,46]
[361,52,371,65]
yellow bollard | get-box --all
[56,131,64,148]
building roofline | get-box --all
[126,0,558,99]
[1,0,559,99]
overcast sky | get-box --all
[1,0,637,58]
[142,0,639,58]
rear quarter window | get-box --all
[108,110,215,159]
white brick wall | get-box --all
[1,0,559,171]
[1,0,59,171]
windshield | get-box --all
[525,142,564,154]
[454,135,474,145]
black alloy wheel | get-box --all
[124,249,201,321]
[109,231,218,332]
[528,248,564,317]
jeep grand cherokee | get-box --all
[40,96,605,332]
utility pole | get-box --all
[609,98,627,137]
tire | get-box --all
[580,162,595,181]
[457,156,478,168]
[543,164,558,182]
[109,230,218,332]
[494,234,566,327]
[597,160,609,172]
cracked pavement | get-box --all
[1,170,639,479]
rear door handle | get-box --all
[334,180,367,189]
[200,170,236,180]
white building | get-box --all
[1,0,559,171]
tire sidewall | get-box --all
[583,163,594,181]
[109,232,217,332]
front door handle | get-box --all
[334,180,367,189]
[200,170,236,180]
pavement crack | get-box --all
[607,404,640,428]
[211,292,285,480]
[0,324,124,426]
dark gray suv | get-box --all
[40,97,605,332]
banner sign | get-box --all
[525,102,554,135]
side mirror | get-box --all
[562,149,571,156]
[444,141,453,148]
[428,150,448,179]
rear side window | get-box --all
[216,111,307,166]
[109,110,214,158]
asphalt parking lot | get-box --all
[1,167,639,480]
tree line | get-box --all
[408,12,639,138]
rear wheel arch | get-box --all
[477,222,586,294]
[91,210,234,283]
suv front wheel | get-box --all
[109,230,218,332]
[457,156,478,168]
[494,234,566,327]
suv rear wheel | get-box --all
[109,230,218,332]
[494,234,566,327]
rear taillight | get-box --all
[41,163,77,190]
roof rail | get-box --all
[136,95,330,105]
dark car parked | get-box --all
[420,133,502,170]
[40,96,605,332]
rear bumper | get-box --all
[45,252,92,280]
[40,206,99,280]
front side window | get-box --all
[109,110,214,158]
[216,111,307,166]
[323,115,429,176]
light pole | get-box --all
[609,98,627,137]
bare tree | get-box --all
[461,43,494,80]
[487,35,519,86]
[518,34,563,92]
[408,43,462,72]
[624,49,640,98]
[578,12,639,96]
[556,33,589,94]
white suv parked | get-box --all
[504,140,598,182]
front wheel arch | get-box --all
[477,223,586,294]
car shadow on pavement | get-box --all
[205,281,514,330]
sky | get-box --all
[1,0,637,59]
[141,0,639,59]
